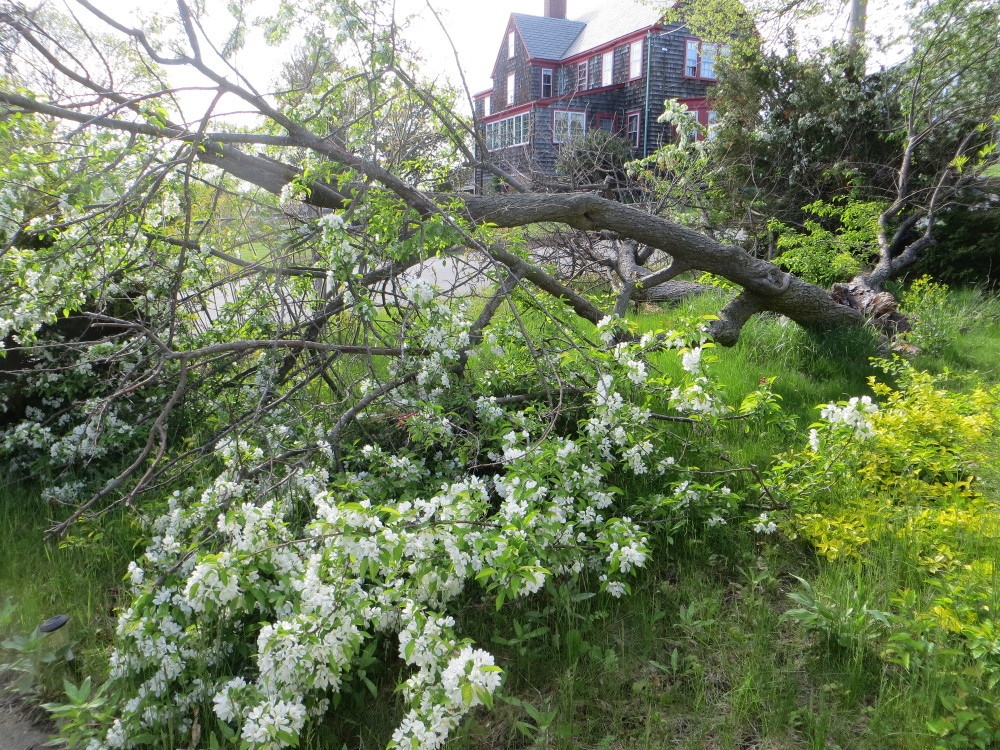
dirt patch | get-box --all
[0,679,55,750]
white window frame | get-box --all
[553,110,587,143]
[506,72,516,106]
[485,112,530,150]
[626,112,640,147]
[629,40,643,79]
[577,61,588,90]
[685,39,700,77]
[701,43,719,79]
[602,51,613,87]
[507,31,515,59]
[541,68,553,98]
[483,96,490,118]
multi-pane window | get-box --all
[629,40,643,79]
[507,73,516,105]
[485,112,530,150]
[553,110,586,143]
[541,68,553,98]
[577,61,588,90]
[626,112,640,147]
[679,102,719,140]
[685,40,727,79]
[602,51,613,86]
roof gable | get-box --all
[509,0,664,63]
[510,14,586,60]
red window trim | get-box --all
[676,97,716,140]
[596,114,617,133]
[682,37,721,81]
[541,68,553,99]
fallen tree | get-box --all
[1,2,998,748]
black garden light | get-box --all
[38,614,69,633]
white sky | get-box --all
[78,0,598,103]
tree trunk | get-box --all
[461,193,864,344]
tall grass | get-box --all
[0,483,135,694]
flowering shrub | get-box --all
[42,305,785,750]
[771,359,998,559]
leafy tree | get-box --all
[671,0,999,313]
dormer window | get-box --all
[507,31,515,59]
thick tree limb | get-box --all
[0,90,864,346]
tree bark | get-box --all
[460,193,864,344]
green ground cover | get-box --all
[2,285,1000,749]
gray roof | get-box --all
[511,0,664,62]
[562,1,665,58]
[511,14,585,60]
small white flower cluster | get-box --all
[681,346,703,375]
[670,378,724,415]
[318,211,360,282]
[819,396,879,438]
[753,513,778,535]
[475,396,505,423]
[585,374,651,460]
[596,315,623,344]
[404,279,437,308]
[808,395,880,452]
[398,284,471,398]
[279,181,306,205]
[613,343,648,385]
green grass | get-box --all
[2,286,1000,749]
[0,483,136,697]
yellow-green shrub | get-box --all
[771,359,1000,749]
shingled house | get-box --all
[474,0,727,190]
